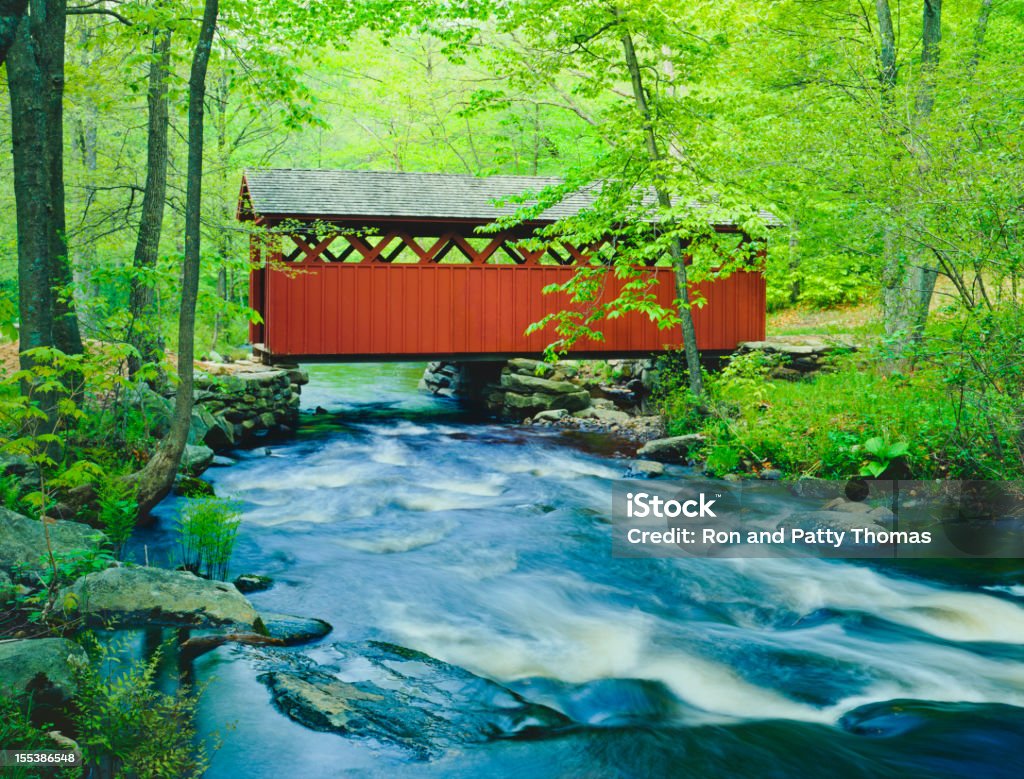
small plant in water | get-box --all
[177,496,242,581]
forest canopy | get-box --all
[1,0,1022,499]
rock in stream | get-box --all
[257,641,571,760]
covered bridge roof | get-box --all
[238,168,778,227]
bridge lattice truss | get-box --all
[272,229,607,266]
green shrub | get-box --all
[655,342,1021,480]
[96,476,138,560]
[71,638,214,779]
[0,696,75,779]
[0,473,26,514]
[177,497,242,581]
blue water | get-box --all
[137,363,1024,778]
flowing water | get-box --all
[138,364,1024,778]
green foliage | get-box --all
[928,305,1024,478]
[766,250,874,311]
[649,352,706,435]
[0,696,75,779]
[859,437,910,478]
[177,496,242,581]
[21,543,115,624]
[71,637,214,779]
[705,444,741,477]
[96,476,139,560]
[0,473,28,514]
[657,342,1024,480]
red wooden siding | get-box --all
[254,263,765,360]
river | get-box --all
[138,363,1024,778]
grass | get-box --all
[659,341,1019,481]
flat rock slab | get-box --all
[258,641,570,760]
[627,460,665,478]
[259,612,332,645]
[636,434,705,463]
[0,638,85,705]
[739,336,858,354]
[776,511,889,535]
[574,407,631,424]
[500,372,578,395]
[0,509,107,583]
[61,566,258,629]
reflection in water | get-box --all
[134,363,1024,778]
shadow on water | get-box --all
[129,362,1024,779]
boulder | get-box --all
[188,407,218,446]
[627,460,665,478]
[0,453,41,495]
[0,571,15,604]
[532,408,569,423]
[61,567,258,630]
[503,390,591,415]
[0,509,107,583]
[260,641,570,760]
[636,434,705,464]
[776,510,888,535]
[506,358,553,378]
[181,444,215,474]
[0,638,85,706]
[131,386,174,436]
[573,407,631,425]
[233,573,273,593]
[175,476,216,497]
[499,372,579,396]
[259,612,332,645]
[823,498,874,514]
[788,478,843,500]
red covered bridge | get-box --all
[238,169,769,363]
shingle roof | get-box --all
[240,168,779,226]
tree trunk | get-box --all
[6,0,83,366]
[620,28,703,397]
[71,19,97,334]
[127,26,172,379]
[874,0,896,88]
[0,0,28,66]
[879,0,943,353]
[132,0,218,518]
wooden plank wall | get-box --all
[255,263,766,359]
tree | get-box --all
[132,0,218,516]
[476,1,768,397]
[0,0,27,65]
[878,0,944,351]
[620,23,702,397]
[6,0,84,367]
[127,20,173,378]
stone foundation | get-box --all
[420,357,657,421]
[138,359,309,452]
[737,336,857,379]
